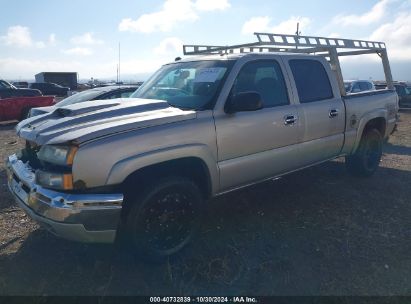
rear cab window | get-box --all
[289,59,333,103]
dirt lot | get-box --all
[0,112,410,296]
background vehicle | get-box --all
[374,81,411,108]
[395,83,411,108]
[11,81,29,88]
[344,80,376,94]
[0,80,42,99]
[0,96,55,121]
[7,33,398,260]
[29,85,139,117]
[29,82,70,97]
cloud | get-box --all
[35,41,46,49]
[70,32,103,45]
[119,0,230,33]
[154,37,183,55]
[62,47,93,56]
[0,57,162,79]
[1,25,34,48]
[0,57,83,79]
[0,25,56,49]
[333,0,393,26]
[369,12,411,60]
[194,0,230,11]
[242,16,311,35]
[48,33,56,46]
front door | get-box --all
[214,59,302,192]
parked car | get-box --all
[12,81,29,88]
[374,81,411,108]
[0,96,55,121]
[29,82,70,97]
[7,34,398,261]
[392,84,411,108]
[29,85,139,117]
[0,79,42,99]
[344,80,376,94]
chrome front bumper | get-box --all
[6,154,123,243]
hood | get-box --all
[29,106,55,117]
[17,98,196,145]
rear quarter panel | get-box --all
[342,90,398,154]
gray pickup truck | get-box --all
[7,33,398,259]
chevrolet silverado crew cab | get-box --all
[7,33,398,260]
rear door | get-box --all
[214,58,302,192]
[285,58,345,166]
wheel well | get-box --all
[122,157,212,199]
[363,117,386,137]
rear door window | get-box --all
[289,59,333,103]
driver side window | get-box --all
[232,60,289,108]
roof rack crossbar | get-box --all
[254,33,386,50]
[182,32,393,93]
[183,33,386,56]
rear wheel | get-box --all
[122,177,203,261]
[346,128,383,177]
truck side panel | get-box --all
[342,90,398,154]
[73,111,220,194]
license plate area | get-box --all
[10,178,29,205]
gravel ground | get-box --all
[0,112,410,296]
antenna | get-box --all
[295,22,301,49]
[295,22,301,36]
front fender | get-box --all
[105,144,219,195]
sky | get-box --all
[0,0,410,82]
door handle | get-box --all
[329,109,339,118]
[284,114,298,125]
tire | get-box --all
[122,176,203,261]
[345,128,383,177]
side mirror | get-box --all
[226,91,263,114]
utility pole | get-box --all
[118,42,121,84]
[116,64,119,83]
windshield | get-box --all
[131,60,234,110]
[57,89,106,107]
[0,80,16,89]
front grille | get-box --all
[12,173,30,194]
[20,141,42,170]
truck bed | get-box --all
[342,89,398,154]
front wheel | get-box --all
[122,177,203,261]
[345,128,383,177]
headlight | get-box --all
[35,170,73,190]
[37,145,78,166]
